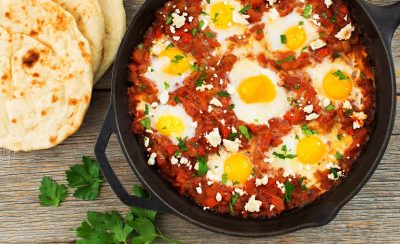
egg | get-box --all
[305,58,363,107]
[263,9,319,54]
[202,0,250,44]
[144,37,194,99]
[206,149,253,185]
[264,125,353,187]
[228,59,290,125]
[147,104,196,144]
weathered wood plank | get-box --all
[0,91,399,243]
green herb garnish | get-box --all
[301,124,317,136]
[38,176,68,207]
[197,156,208,176]
[239,125,251,140]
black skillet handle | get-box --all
[359,1,400,47]
[94,105,172,213]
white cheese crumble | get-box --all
[255,175,269,187]
[276,181,285,193]
[172,36,181,41]
[210,97,223,107]
[204,128,221,147]
[223,139,241,152]
[196,84,213,92]
[352,112,367,129]
[310,39,327,50]
[216,192,222,202]
[342,100,353,109]
[303,104,314,114]
[159,91,169,104]
[232,12,250,25]
[227,84,235,94]
[144,137,150,147]
[270,205,275,211]
[234,188,246,196]
[244,195,262,212]
[196,186,202,194]
[148,153,157,165]
[171,156,179,165]
[335,23,355,40]
[322,98,331,107]
[325,0,333,8]
[208,105,213,113]
[306,113,320,121]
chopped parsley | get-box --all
[164,82,170,90]
[273,145,297,159]
[280,34,287,44]
[198,20,205,30]
[332,70,349,80]
[171,55,185,64]
[191,27,198,36]
[229,132,239,140]
[302,5,312,18]
[139,84,147,91]
[173,96,181,103]
[229,193,239,214]
[197,156,208,176]
[195,72,207,87]
[299,20,304,25]
[221,174,228,185]
[301,124,317,136]
[344,109,352,117]
[330,167,339,178]
[137,43,143,50]
[144,104,149,115]
[165,16,173,25]
[239,4,251,14]
[284,182,295,202]
[335,152,344,161]
[205,31,214,38]
[299,177,308,191]
[228,104,235,110]
[140,117,151,130]
[166,43,174,49]
[321,12,328,19]
[239,125,251,140]
[337,134,343,140]
[212,13,220,23]
[301,46,308,52]
[217,91,230,97]
[294,84,300,89]
[177,137,188,151]
[333,50,340,59]
[325,104,334,111]
[276,55,295,65]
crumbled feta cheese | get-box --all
[180,157,190,166]
[220,119,225,126]
[223,139,240,152]
[263,157,273,163]
[144,137,150,147]
[210,97,223,107]
[148,153,157,165]
[170,26,176,34]
[234,188,246,196]
[335,23,355,40]
[204,128,221,147]
[159,91,169,104]
[196,84,213,92]
[276,181,285,193]
[310,39,326,50]
[231,127,237,133]
[232,12,250,25]
[352,112,367,129]
[194,162,199,170]
[306,113,320,121]
[191,121,198,128]
[208,105,213,113]
[322,98,331,107]
[188,16,193,22]
[255,175,269,187]
[270,205,275,211]
[325,0,333,8]
[207,181,213,186]
[171,156,179,165]
[199,17,209,31]
[303,104,314,114]
[244,195,262,212]
[326,162,341,170]
[342,100,352,109]
[196,186,203,194]
[344,15,348,21]
[216,192,222,201]
[145,129,153,134]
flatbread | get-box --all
[0,0,93,152]
[52,0,105,74]
[95,0,126,83]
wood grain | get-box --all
[0,0,399,243]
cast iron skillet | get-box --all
[95,0,400,237]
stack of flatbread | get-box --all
[0,0,126,152]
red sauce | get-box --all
[128,0,375,218]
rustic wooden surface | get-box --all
[0,0,399,243]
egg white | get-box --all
[263,9,319,54]
[228,59,290,125]
[264,125,352,187]
[305,57,364,109]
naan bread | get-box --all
[0,0,93,152]
[95,0,126,83]
[52,0,105,74]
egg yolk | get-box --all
[284,26,307,51]
[237,75,277,104]
[210,2,234,29]
[296,136,326,164]
[156,115,185,137]
[160,48,190,76]
[223,153,252,184]
[322,70,353,100]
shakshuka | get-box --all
[128,0,375,218]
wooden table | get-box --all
[1,0,399,243]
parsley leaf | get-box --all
[325,104,334,111]
[205,31,214,38]
[332,70,349,80]
[217,91,230,97]
[299,177,308,191]
[221,173,228,185]
[38,176,68,207]
[335,152,344,161]
[177,137,188,151]
[301,124,317,136]
[195,72,207,87]
[66,156,103,200]
[330,167,339,179]
[197,156,208,176]
[239,125,251,140]
[141,117,151,130]
[165,16,173,25]
[229,193,239,215]
[303,5,312,18]
[280,34,287,44]
[171,55,185,64]
[239,4,251,14]
[276,55,295,65]
[229,132,239,140]
[273,145,297,159]
[284,182,295,202]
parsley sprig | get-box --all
[38,176,68,207]
[273,145,297,159]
